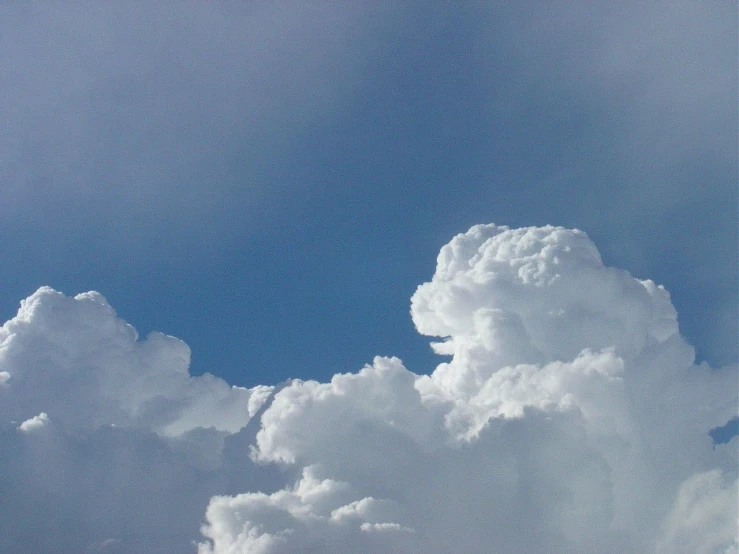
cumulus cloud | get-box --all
[656,469,738,554]
[0,224,736,553]
[0,287,271,436]
[18,412,49,433]
[199,466,416,554]
[0,286,277,552]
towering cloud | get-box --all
[1,224,735,553]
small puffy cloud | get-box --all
[0,224,736,553]
[17,412,49,433]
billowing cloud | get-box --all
[0,287,277,552]
[1,224,736,553]
[0,287,272,436]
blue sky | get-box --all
[1,1,736,388]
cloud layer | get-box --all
[1,224,736,553]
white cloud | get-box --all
[17,412,49,433]
[0,286,271,437]
[198,466,415,554]
[0,286,277,551]
[0,224,735,553]
[656,469,739,554]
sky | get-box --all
[0,2,737,553]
